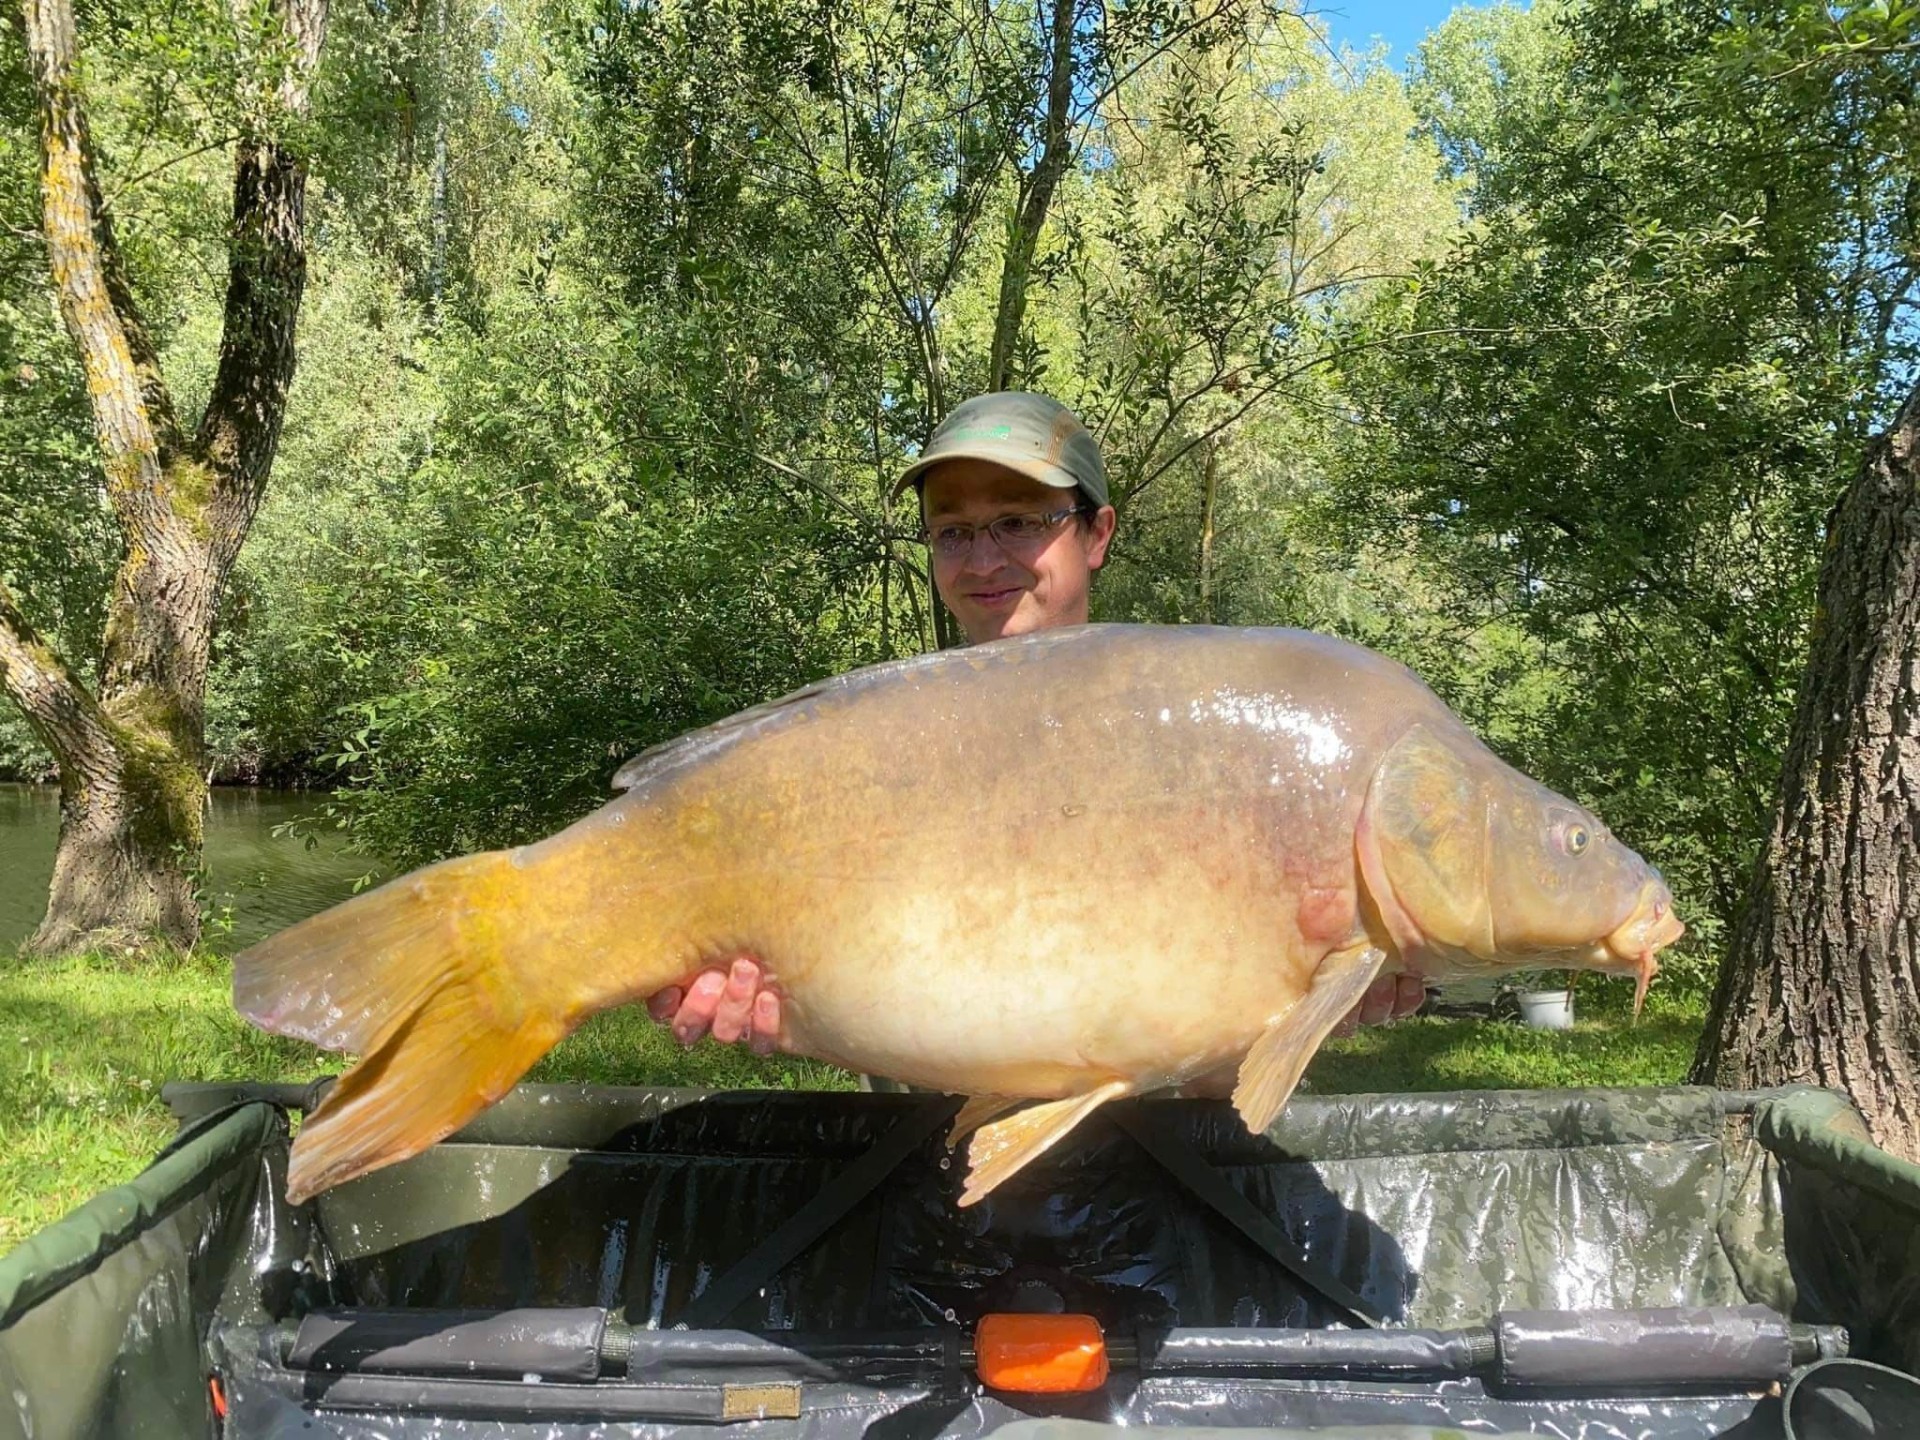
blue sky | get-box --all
[1314,0,1483,68]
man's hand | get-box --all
[647,961,1426,1054]
[646,958,784,1055]
[1330,972,1428,1037]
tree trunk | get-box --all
[1,0,327,956]
[31,747,204,956]
[0,589,199,952]
[1691,383,1920,1161]
[30,472,223,954]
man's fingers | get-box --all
[646,987,683,1024]
[672,968,728,1047]
[710,959,760,1044]
[1393,974,1428,1018]
[1357,973,1399,1027]
[749,991,781,1055]
[1333,974,1426,1034]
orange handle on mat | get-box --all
[975,1313,1110,1393]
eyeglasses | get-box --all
[917,505,1088,558]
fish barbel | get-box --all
[235,624,1684,1205]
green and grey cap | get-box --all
[890,391,1109,509]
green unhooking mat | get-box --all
[3,1083,1919,1439]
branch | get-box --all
[0,579,118,785]
[742,446,936,618]
[101,134,243,215]
[1128,324,1588,499]
[1750,35,1920,86]
[987,0,1079,388]
[21,0,186,514]
[747,447,899,535]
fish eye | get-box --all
[1566,825,1590,856]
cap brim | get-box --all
[889,449,1087,502]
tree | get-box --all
[1060,12,1459,622]
[260,0,1457,865]
[0,0,328,953]
[1690,393,1920,1156]
[1674,0,1920,1154]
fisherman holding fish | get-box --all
[644,391,1428,1070]
[236,387,1683,1203]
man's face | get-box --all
[921,459,1117,644]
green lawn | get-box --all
[0,952,1705,1257]
[1301,997,1707,1094]
[0,950,851,1255]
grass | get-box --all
[0,950,851,1256]
[1304,988,1707,1094]
[0,952,1705,1259]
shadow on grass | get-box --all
[527,1004,856,1092]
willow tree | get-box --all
[0,0,328,953]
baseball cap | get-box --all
[889,391,1109,509]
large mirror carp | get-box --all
[235,624,1684,1205]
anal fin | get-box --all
[959,1080,1131,1206]
[1233,945,1386,1136]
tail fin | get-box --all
[233,851,573,1204]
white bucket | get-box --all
[1516,988,1575,1030]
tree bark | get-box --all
[1,0,327,955]
[1691,383,1920,1161]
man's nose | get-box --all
[955,529,1013,572]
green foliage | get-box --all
[321,320,881,862]
[1062,15,1463,627]
[1325,0,1917,993]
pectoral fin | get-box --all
[959,1080,1132,1207]
[1233,945,1387,1135]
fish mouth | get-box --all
[1600,883,1685,1016]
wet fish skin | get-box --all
[233,624,1682,1205]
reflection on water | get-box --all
[0,784,383,952]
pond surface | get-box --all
[0,784,381,952]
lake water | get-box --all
[0,784,382,952]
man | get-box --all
[647,391,1424,1059]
